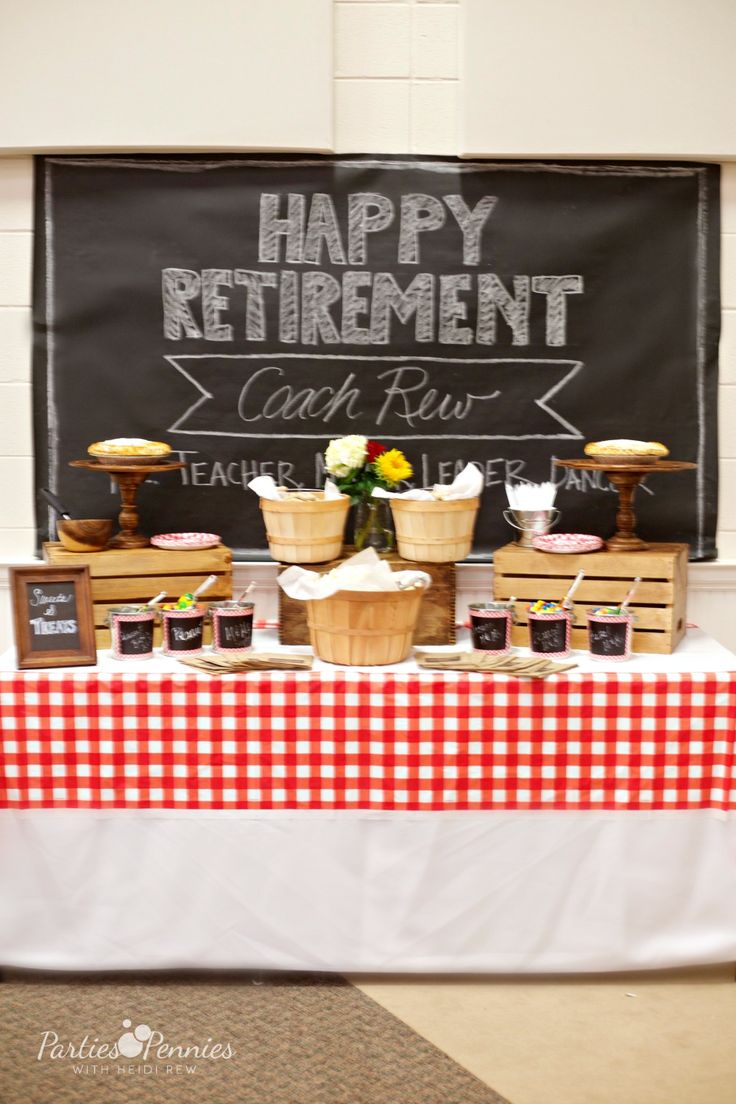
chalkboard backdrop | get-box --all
[33,156,720,560]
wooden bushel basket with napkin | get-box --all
[374,462,483,563]
[279,548,431,665]
[249,476,350,564]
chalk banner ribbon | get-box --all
[166,354,584,441]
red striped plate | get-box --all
[151,532,220,551]
[532,533,603,554]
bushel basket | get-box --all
[260,492,350,563]
[388,496,480,562]
[306,587,425,666]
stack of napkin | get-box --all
[248,476,342,501]
[371,462,483,501]
[278,548,432,601]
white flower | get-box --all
[324,435,368,477]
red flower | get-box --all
[366,440,386,463]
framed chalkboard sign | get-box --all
[10,565,97,670]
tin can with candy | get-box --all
[468,602,514,655]
[160,604,206,657]
[527,600,572,660]
[210,600,255,655]
[587,607,634,661]
[108,606,155,660]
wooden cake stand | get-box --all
[554,459,696,552]
[70,459,185,549]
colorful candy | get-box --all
[592,605,622,616]
[160,593,197,611]
[529,599,563,614]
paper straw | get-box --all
[561,570,585,609]
[192,574,218,599]
[146,591,167,608]
[620,577,642,613]
[236,581,257,602]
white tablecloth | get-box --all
[1,629,735,973]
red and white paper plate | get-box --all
[151,532,221,551]
[532,533,604,554]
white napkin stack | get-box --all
[371,462,483,501]
[504,481,557,510]
[278,548,432,601]
[248,476,342,501]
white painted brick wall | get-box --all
[335,0,459,154]
[0,156,34,563]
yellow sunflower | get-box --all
[374,448,413,485]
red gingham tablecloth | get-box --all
[2,668,735,812]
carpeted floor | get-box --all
[0,970,512,1104]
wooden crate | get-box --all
[493,542,688,655]
[279,549,456,646]
[43,543,232,648]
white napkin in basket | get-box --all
[248,476,342,501]
[371,462,483,501]
[278,548,432,601]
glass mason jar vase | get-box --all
[353,498,395,553]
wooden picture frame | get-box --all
[10,565,97,670]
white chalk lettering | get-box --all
[30,617,77,636]
[370,273,434,343]
[300,272,341,344]
[341,271,373,344]
[202,269,233,341]
[234,270,278,340]
[162,269,583,347]
[303,193,347,266]
[238,365,362,424]
[376,365,499,427]
[531,275,584,345]
[348,193,395,264]
[477,274,530,345]
[439,274,473,344]
[443,195,497,265]
[162,269,203,339]
[398,194,446,264]
[279,270,299,343]
[258,193,305,264]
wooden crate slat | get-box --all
[493,577,674,604]
[88,575,232,602]
[494,543,686,580]
[43,542,231,577]
[494,542,687,655]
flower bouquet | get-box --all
[323,435,413,552]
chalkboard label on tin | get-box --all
[26,581,80,652]
[216,614,253,650]
[529,617,568,655]
[470,612,508,652]
[167,614,204,651]
[589,620,628,656]
[117,618,154,656]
